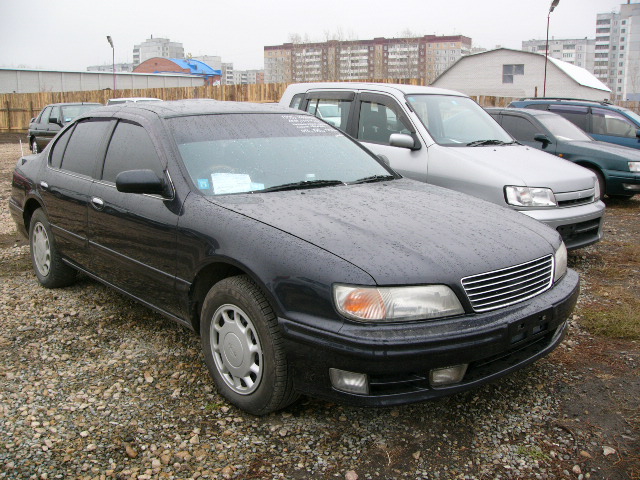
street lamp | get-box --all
[543,0,560,97]
[106,35,116,91]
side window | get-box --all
[358,100,412,144]
[500,115,538,142]
[591,107,638,138]
[50,106,62,123]
[39,107,52,125]
[102,121,164,183]
[548,105,589,131]
[60,119,112,177]
[289,94,304,110]
[49,126,75,169]
[305,98,351,132]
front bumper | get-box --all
[604,170,640,196]
[279,269,579,407]
[521,201,605,250]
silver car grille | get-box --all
[461,255,554,312]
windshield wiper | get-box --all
[260,179,345,193]
[350,174,396,184]
[466,139,510,147]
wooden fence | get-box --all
[2,81,639,133]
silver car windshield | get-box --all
[406,95,513,147]
[168,113,394,195]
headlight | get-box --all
[554,242,567,282]
[333,284,464,322]
[629,161,640,173]
[505,186,557,207]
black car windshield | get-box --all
[168,113,394,195]
[406,94,513,146]
[60,104,101,123]
[538,114,593,142]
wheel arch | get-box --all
[22,198,44,232]
[188,260,275,335]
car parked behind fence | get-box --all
[27,102,103,154]
[487,107,640,199]
[9,100,579,415]
[280,83,605,250]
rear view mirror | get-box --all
[116,169,167,195]
[389,133,416,150]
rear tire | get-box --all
[29,209,77,288]
[200,275,298,415]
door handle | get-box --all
[91,197,104,210]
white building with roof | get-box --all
[430,48,610,101]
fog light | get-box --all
[329,368,369,395]
[429,364,468,387]
[622,183,640,191]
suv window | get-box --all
[49,126,75,169]
[358,100,412,144]
[102,121,164,183]
[548,105,589,131]
[591,107,638,137]
[60,119,112,177]
[305,98,351,131]
[39,106,52,124]
[289,94,304,110]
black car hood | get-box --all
[207,179,560,285]
[566,140,640,160]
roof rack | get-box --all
[516,97,613,106]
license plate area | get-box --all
[509,310,552,345]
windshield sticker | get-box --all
[281,115,336,135]
[197,178,210,190]
[211,173,256,194]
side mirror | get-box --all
[116,169,167,196]
[389,133,417,150]
[635,129,640,139]
[534,133,551,147]
[30,117,35,123]
[49,117,61,126]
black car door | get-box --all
[38,119,113,268]
[87,119,181,316]
[32,106,52,146]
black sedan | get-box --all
[487,107,640,199]
[10,100,579,415]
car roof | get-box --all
[486,107,555,118]
[96,99,307,119]
[284,82,468,98]
[512,98,623,109]
[45,102,103,107]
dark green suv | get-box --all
[487,107,640,199]
[508,98,640,151]
[28,102,102,153]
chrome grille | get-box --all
[461,255,554,312]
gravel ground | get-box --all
[0,135,638,480]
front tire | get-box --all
[200,275,298,415]
[31,138,38,154]
[29,209,77,288]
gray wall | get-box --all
[0,69,205,94]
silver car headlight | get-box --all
[554,242,568,283]
[629,161,640,173]
[333,285,464,322]
[505,186,557,207]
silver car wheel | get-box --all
[32,222,51,276]
[31,139,38,154]
[210,304,263,395]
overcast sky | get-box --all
[0,0,627,71]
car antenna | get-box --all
[19,137,24,156]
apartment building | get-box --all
[595,1,640,100]
[521,38,595,71]
[133,36,185,66]
[264,35,472,84]
[232,69,265,84]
